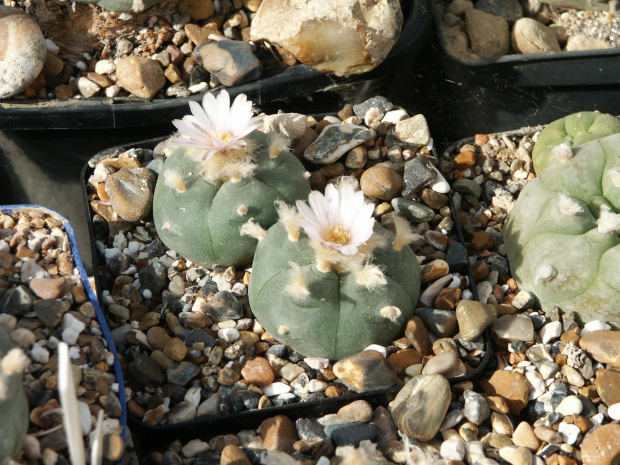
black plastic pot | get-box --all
[81,125,492,457]
[430,0,620,87]
[0,0,431,131]
[0,204,127,465]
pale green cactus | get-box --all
[153,130,311,268]
[0,327,30,458]
[76,0,166,12]
[532,112,620,174]
[505,132,620,326]
[248,181,421,360]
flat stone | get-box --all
[566,35,613,52]
[422,351,466,378]
[105,167,156,222]
[295,418,326,441]
[391,374,451,441]
[463,390,491,424]
[325,422,379,447]
[0,285,35,316]
[481,370,529,415]
[594,369,620,406]
[465,9,510,58]
[208,291,243,321]
[581,423,620,465]
[196,393,222,418]
[336,400,373,423]
[128,352,166,387]
[304,123,372,165]
[414,308,458,338]
[29,277,68,300]
[453,178,482,198]
[0,11,47,99]
[456,300,497,341]
[512,17,560,54]
[241,357,274,386]
[115,56,166,99]
[167,401,196,424]
[33,299,71,328]
[579,330,620,368]
[353,97,394,117]
[332,350,398,392]
[492,314,534,342]
[394,115,430,146]
[446,241,469,275]
[391,198,435,222]
[402,155,436,199]
[167,361,200,386]
[360,165,403,201]
[194,40,261,87]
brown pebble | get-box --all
[594,369,620,406]
[163,338,187,362]
[405,316,431,356]
[147,326,170,351]
[359,165,403,201]
[434,287,461,311]
[421,259,449,283]
[209,434,239,453]
[388,349,423,377]
[220,445,251,465]
[260,415,298,453]
[480,370,529,415]
[325,386,341,398]
[454,150,476,170]
[470,231,495,251]
[475,134,489,145]
[241,357,274,386]
[471,260,490,281]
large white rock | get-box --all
[250,0,402,76]
[0,8,47,99]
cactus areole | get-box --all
[248,182,422,360]
[505,130,620,326]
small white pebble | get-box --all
[45,39,60,54]
[75,60,88,71]
[142,289,153,299]
[363,344,386,357]
[540,321,562,344]
[608,403,620,421]
[558,422,581,445]
[95,60,116,75]
[262,382,291,397]
[105,86,121,98]
[30,343,49,364]
[581,320,612,336]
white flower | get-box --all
[296,183,375,256]
[172,89,263,159]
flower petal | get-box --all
[307,191,330,230]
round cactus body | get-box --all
[248,222,421,360]
[0,327,29,458]
[153,131,311,268]
[76,0,167,12]
[505,133,620,326]
[532,112,620,174]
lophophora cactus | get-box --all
[153,91,311,269]
[532,112,620,174]
[248,179,421,360]
[0,327,30,458]
[75,0,167,12]
[505,128,620,326]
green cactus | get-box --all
[76,0,166,12]
[532,112,620,174]
[153,130,311,268]
[248,221,421,360]
[0,327,29,458]
[505,132,620,326]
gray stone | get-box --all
[0,11,47,99]
[167,361,200,385]
[463,390,491,424]
[394,115,430,146]
[391,198,435,223]
[167,401,196,424]
[296,418,326,441]
[402,156,437,199]
[106,167,156,222]
[391,374,451,441]
[208,291,243,321]
[465,9,510,59]
[0,285,35,316]
[325,423,380,447]
[196,393,222,418]
[476,0,523,23]
[353,96,393,118]
[193,41,262,87]
[34,299,71,328]
[128,352,166,387]
[453,178,482,198]
[446,242,469,275]
[414,308,458,338]
[138,260,168,294]
[303,124,372,164]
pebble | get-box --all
[402,156,436,198]
[193,40,262,87]
[241,357,274,386]
[260,415,297,453]
[540,321,562,343]
[594,369,620,406]
[512,17,560,54]
[394,114,430,145]
[492,314,534,342]
[220,445,251,465]
[105,167,156,222]
[481,370,529,415]
[579,330,620,368]
[441,439,466,461]
[465,8,510,58]
[391,198,435,222]
[499,446,532,465]
[391,374,451,441]
[181,439,210,458]
[463,390,491,424]
[0,11,47,99]
[115,56,166,99]
[332,350,398,392]
[360,165,403,201]
[404,316,431,355]
[456,299,497,341]
[422,351,466,378]
[326,423,379,447]
[512,422,540,451]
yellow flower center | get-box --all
[326,225,350,245]
[220,133,232,143]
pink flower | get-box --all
[172,90,263,159]
[296,183,375,256]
